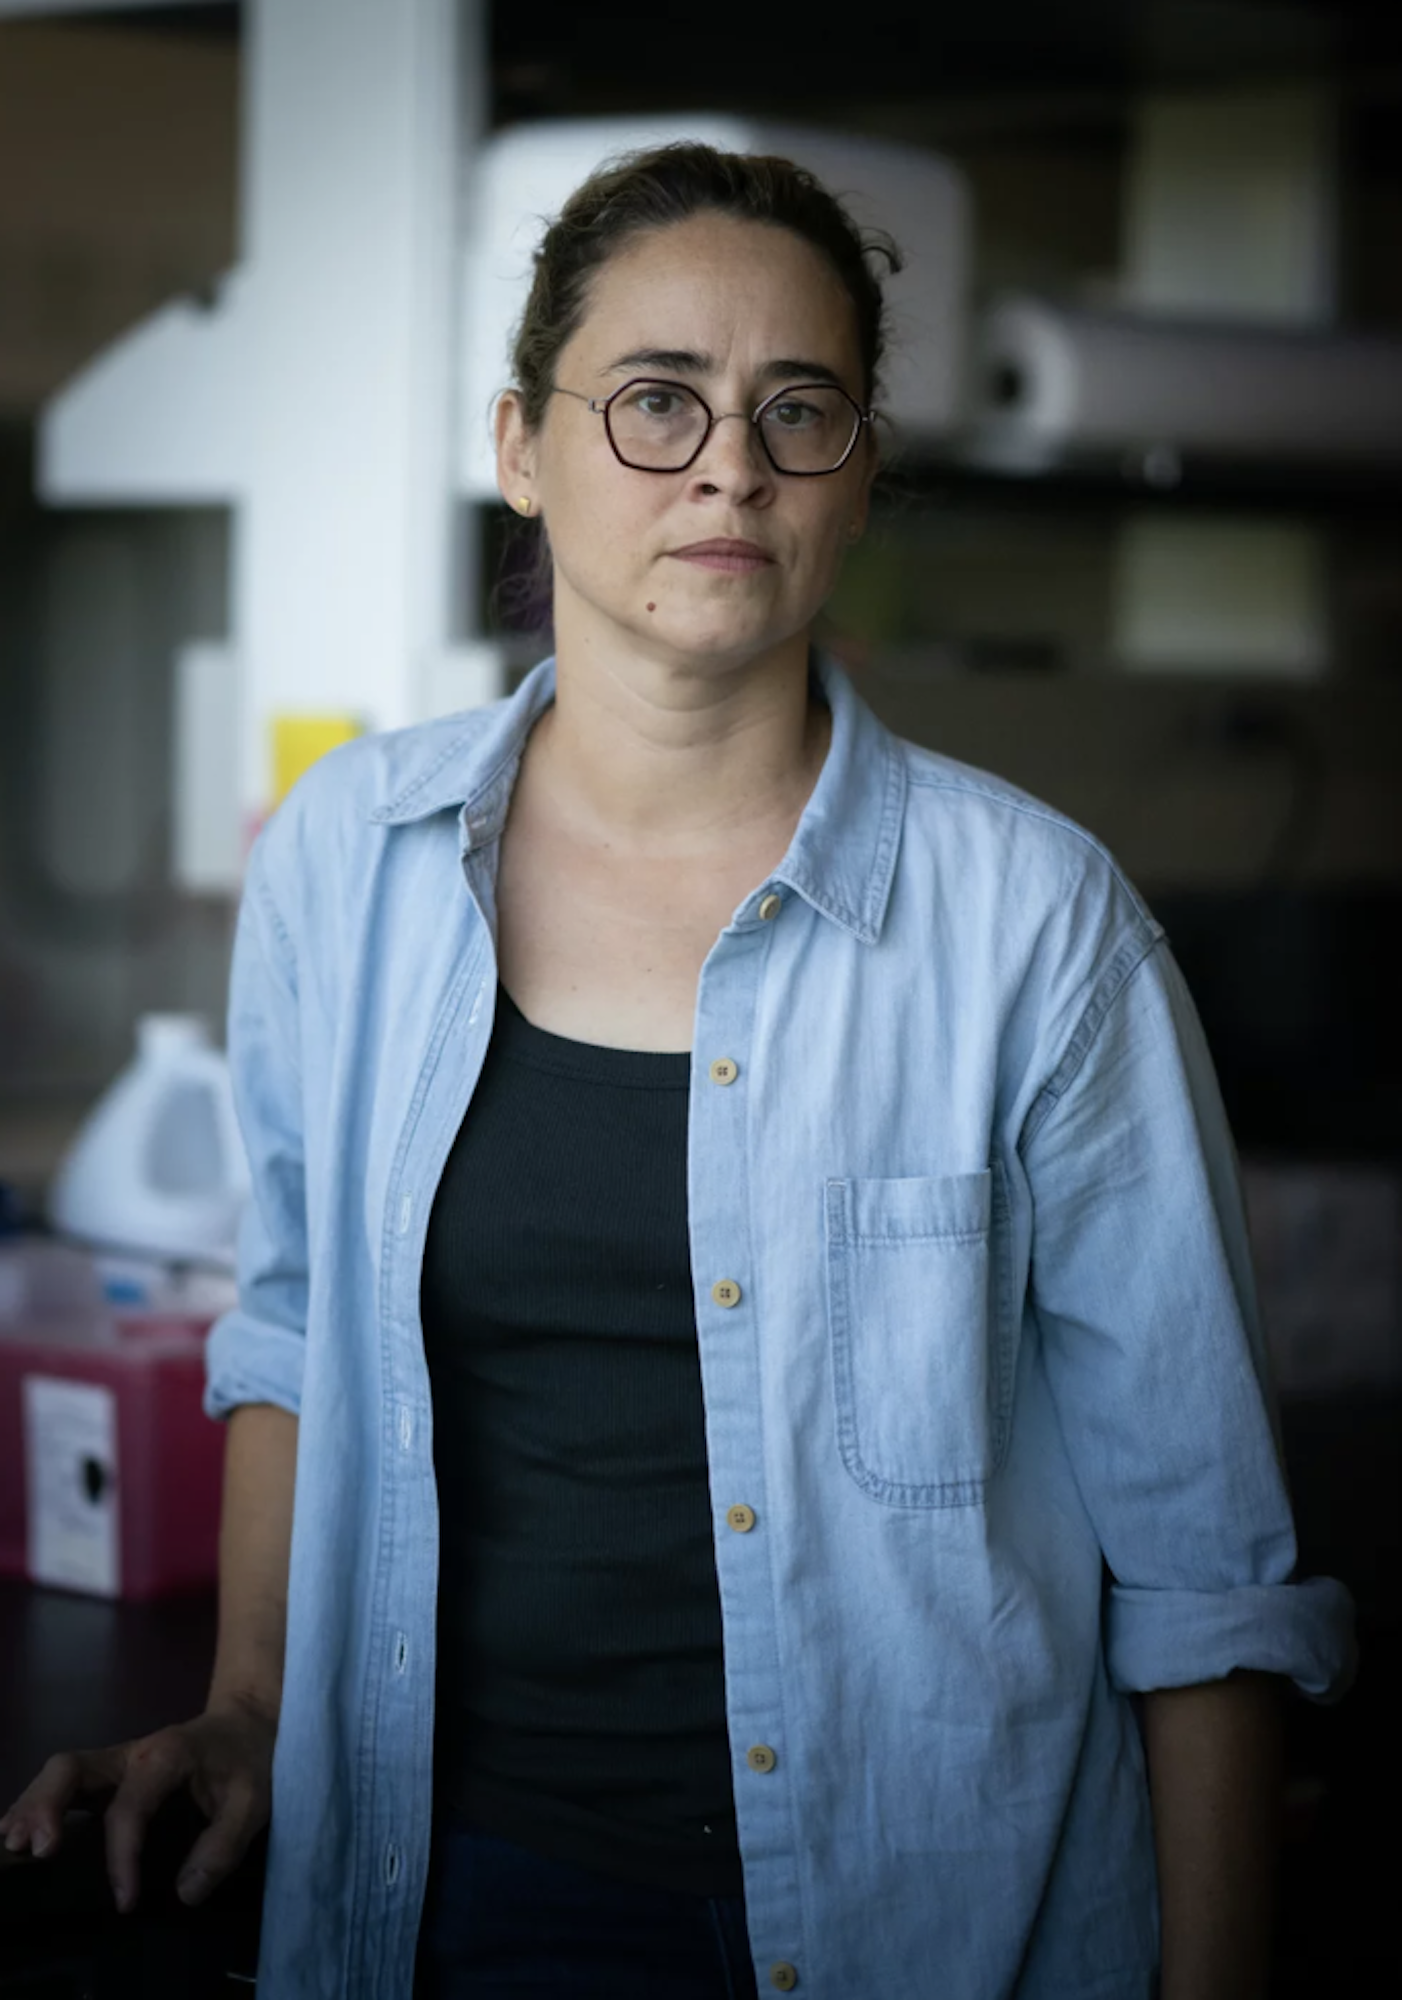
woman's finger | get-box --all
[175,1778,270,1905]
[1,1744,129,1856]
[102,1731,196,1912]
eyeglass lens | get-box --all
[605,381,860,473]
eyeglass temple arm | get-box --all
[550,386,607,413]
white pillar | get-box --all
[235,0,483,816]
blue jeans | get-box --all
[414,1815,761,1999]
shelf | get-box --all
[875,446,1402,517]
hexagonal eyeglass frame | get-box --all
[550,376,873,476]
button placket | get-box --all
[694,951,796,1989]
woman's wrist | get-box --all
[1144,1671,1284,2000]
[205,1670,282,1727]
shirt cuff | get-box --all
[203,1310,305,1421]
[1106,1577,1357,1703]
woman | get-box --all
[2,144,1353,2000]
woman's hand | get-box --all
[2,1403,298,1917]
[0,1691,276,1913]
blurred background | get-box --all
[0,0,1398,1991]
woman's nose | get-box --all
[689,411,771,494]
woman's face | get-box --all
[498,211,876,679]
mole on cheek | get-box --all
[646,602,656,612]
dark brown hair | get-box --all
[509,140,903,426]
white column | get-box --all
[234,0,482,816]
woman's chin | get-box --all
[633,603,805,670]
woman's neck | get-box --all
[528,630,829,860]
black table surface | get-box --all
[0,1579,218,1809]
[0,1580,267,1996]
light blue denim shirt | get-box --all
[206,652,1353,2000]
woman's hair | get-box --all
[509,140,904,426]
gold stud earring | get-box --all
[516,497,532,515]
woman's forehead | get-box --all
[570,216,860,375]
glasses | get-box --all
[551,377,871,476]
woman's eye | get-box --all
[629,389,686,419]
[767,399,819,429]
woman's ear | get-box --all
[494,389,537,514]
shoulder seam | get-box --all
[1019,931,1166,1152]
[240,845,303,1088]
[245,838,296,960]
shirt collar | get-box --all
[367,650,905,945]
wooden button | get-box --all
[757,892,782,921]
[726,1504,756,1533]
[769,1965,799,1992]
[711,1279,742,1309]
[746,1744,777,1773]
[709,1057,739,1086]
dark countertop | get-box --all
[0,1580,218,1808]
[0,1580,264,1996]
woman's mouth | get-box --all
[668,539,776,574]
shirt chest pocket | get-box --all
[824,1168,1014,1508]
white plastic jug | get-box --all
[48,1014,251,1268]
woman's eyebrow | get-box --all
[758,358,846,389]
[602,347,846,390]
[603,346,711,377]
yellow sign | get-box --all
[270,713,364,808]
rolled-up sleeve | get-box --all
[1022,933,1355,1702]
[203,839,308,1421]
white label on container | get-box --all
[23,1376,121,1597]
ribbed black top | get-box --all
[419,986,742,1896]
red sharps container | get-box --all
[0,1242,227,1600]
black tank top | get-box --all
[419,985,742,1896]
